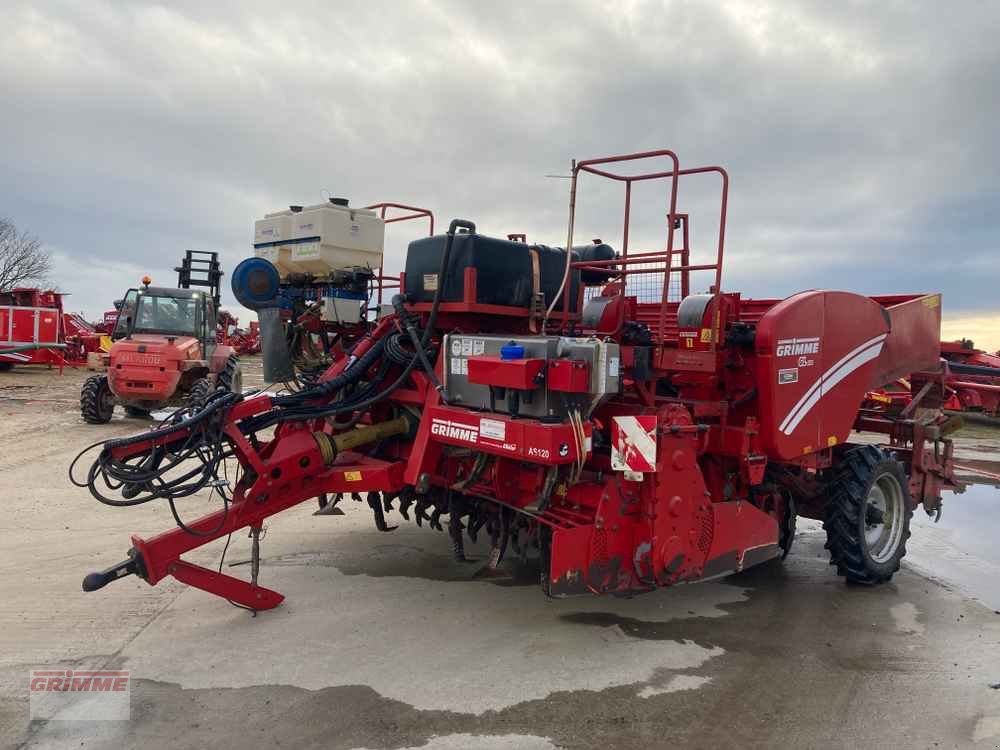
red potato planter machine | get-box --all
[76,150,960,610]
[0,288,105,370]
[939,340,1000,419]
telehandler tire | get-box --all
[189,377,214,410]
[81,375,114,424]
[218,354,243,394]
[823,445,912,584]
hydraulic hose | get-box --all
[392,294,445,399]
[271,336,387,407]
[392,218,475,403]
[544,163,578,327]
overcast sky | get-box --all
[1,1,997,346]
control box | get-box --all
[443,334,620,420]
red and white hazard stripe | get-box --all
[611,415,658,472]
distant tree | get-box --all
[0,218,52,291]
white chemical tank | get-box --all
[253,199,385,278]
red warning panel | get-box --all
[610,415,658,473]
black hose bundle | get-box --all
[68,388,241,536]
[384,330,435,366]
[271,336,388,407]
[71,389,238,503]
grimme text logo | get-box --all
[29,669,131,720]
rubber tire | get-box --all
[778,490,797,560]
[217,354,242,394]
[823,445,912,584]
[81,375,115,424]
[124,406,150,418]
[189,377,214,410]
[0,362,13,372]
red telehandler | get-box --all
[75,150,960,612]
[80,251,241,422]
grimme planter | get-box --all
[75,150,960,612]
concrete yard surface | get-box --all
[3,359,1000,749]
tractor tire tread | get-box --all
[217,355,242,394]
[81,375,114,424]
[822,445,911,585]
[189,378,214,410]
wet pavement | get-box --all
[909,482,1000,612]
[2,360,1000,749]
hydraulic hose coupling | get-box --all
[312,414,414,466]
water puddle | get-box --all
[907,480,1000,610]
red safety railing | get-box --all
[364,203,436,305]
[559,150,729,352]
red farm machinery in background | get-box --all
[217,310,261,356]
[79,251,242,423]
[0,288,105,371]
[76,149,961,613]
[865,338,1000,422]
[939,339,1000,419]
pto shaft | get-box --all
[312,414,414,464]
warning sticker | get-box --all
[450,358,468,375]
[479,417,506,441]
[423,273,438,291]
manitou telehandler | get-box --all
[76,150,961,612]
[80,251,242,422]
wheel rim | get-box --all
[863,472,905,564]
[100,385,114,416]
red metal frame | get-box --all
[364,202,435,305]
[559,151,727,354]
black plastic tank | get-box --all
[574,242,617,284]
[404,233,617,309]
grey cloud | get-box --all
[0,0,996,320]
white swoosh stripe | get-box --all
[781,341,885,435]
[778,333,888,436]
